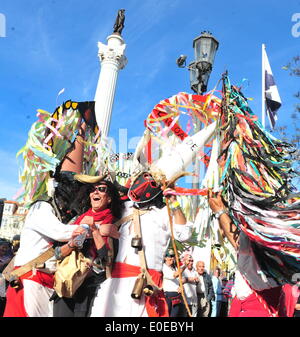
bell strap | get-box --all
[114,209,149,229]
[132,208,162,291]
[106,209,148,278]
[9,247,55,279]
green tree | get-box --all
[276,56,300,184]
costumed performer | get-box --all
[90,122,217,317]
[208,191,282,317]
[3,123,92,317]
[206,75,300,317]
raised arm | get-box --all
[208,190,239,251]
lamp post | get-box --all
[189,31,219,94]
[177,31,219,216]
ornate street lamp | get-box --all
[177,31,219,94]
[189,31,219,94]
[176,31,219,215]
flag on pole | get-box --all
[262,46,282,129]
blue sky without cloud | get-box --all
[0,0,299,200]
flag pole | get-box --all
[262,43,266,128]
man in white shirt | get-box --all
[163,249,187,317]
[182,254,198,317]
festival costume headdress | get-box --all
[213,74,300,290]
[74,174,107,184]
[128,121,217,203]
[17,100,101,206]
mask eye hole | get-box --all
[143,173,157,188]
[143,173,152,181]
[129,191,140,201]
[150,181,158,188]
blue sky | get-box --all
[0,0,299,200]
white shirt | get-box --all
[90,202,192,317]
[115,202,192,271]
[15,201,79,272]
[196,274,205,294]
[233,270,253,300]
[163,263,180,292]
[183,268,198,304]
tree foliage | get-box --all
[276,56,300,183]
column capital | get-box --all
[97,39,127,69]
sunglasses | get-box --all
[90,186,108,193]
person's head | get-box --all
[229,272,235,281]
[222,277,228,284]
[89,180,123,218]
[72,174,124,219]
[0,241,11,257]
[89,182,112,211]
[128,172,163,206]
[12,235,20,253]
[214,267,221,278]
[196,261,205,275]
[164,249,175,267]
[0,244,7,256]
[184,255,194,270]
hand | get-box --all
[71,225,85,239]
[163,188,177,202]
[80,216,97,234]
[208,190,226,213]
[99,224,120,239]
[200,297,207,307]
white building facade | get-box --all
[0,201,27,241]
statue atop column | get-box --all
[113,9,125,35]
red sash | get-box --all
[3,267,54,317]
[112,262,169,317]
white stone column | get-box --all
[94,33,127,138]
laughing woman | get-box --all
[52,178,123,317]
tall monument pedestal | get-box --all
[94,33,127,138]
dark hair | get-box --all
[0,241,13,257]
[114,180,129,196]
[53,172,84,223]
[164,256,176,270]
[72,180,124,220]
